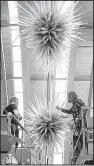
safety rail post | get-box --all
[7,113,12,135]
[81,106,93,155]
[71,107,93,164]
[21,128,24,164]
[7,113,13,164]
[81,107,86,154]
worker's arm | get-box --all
[56,106,73,114]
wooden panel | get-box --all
[16,148,31,164]
[74,75,90,81]
[29,62,54,79]
[1,27,11,45]
[1,45,13,78]
[78,29,93,46]
[1,80,5,112]
[89,89,93,117]
[7,79,14,101]
[29,80,47,106]
[4,55,12,63]
[87,117,93,129]
[1,116,8,131]
[29,64,47,78]
[74,81,90,105]
[5,63,13,76]
[75,47,93,76]
[1,80,16,113]
[91,89,93,107]
[88,142,93,154]
[1,60,3,80]
[2,45,12,58]
[29,80,55,107]
[1,1,9,23]
[77,1,93,26]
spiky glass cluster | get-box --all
[33,14,66,56]
[24,95,71,157]
[17,1,84,70]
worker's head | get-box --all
[10,97,19,106]
[67,91,78,103]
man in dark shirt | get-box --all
[3,97,22,153]
[56,91,87,162]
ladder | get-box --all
[71,107,93,165]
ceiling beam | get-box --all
[1,76,66,81]
[74,75,90,81]
[1,76,90,81]
[78,46,93,48]
[1,23,19,27]
[80,25,93,29]
[1,76,22,80]
[30,77,66,81]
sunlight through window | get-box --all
[8,1,18,24]
[14,79,23,92]
[8,1,23,120]
[13,62,22,77]
[12,47,21,61]
[11,29,20,46]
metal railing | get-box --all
[81,107,93,155]
[71,107,93,165]
[1,114,41,164]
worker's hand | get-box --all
[56,106,61,110]
[14,110,22,120]
[7,112,13,119]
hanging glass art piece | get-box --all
[17,1,85,71]
[23,94,72,163]
[16,1,86,164]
